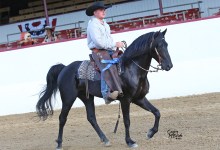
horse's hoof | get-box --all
[128,143,138,148]
[146,129,157,140]
[104,141,111,147]
[56,147,63,150]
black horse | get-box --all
[36,29,173,149]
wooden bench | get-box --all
[19,0,93,15]
[0,7,10,13]
[10,0,130,23]
[28,0,63,7]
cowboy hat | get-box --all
[86,1,111,16]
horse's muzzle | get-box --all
[162,63,173,71]
[166,63,173,71]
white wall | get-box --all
[0,17,220,116]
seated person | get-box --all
[42,26,57,43]
[66,29,73,39]
[54,31,63,41]
[18,32,37,46]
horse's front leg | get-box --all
[133,97,161,139]
[120,99,138,148]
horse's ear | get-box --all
[162,28,167,36]
[154,30,161,38]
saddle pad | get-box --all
[78,60,101,81]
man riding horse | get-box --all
[36,1,173,149]
[86,2,124,104]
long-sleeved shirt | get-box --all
[87,16,116,50]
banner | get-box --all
[17,17,57,37]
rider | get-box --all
[86,1,124,104]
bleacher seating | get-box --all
[214,9,220,16]
[19,0,93,15]
[0,7,10,24]
[0,43,6,50]
[9,0,129,23]
[28,0,63,7]
[108,8,201,32]
[0,7,10,13]
[0,8,202,51]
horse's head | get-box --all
[150,29,173,71]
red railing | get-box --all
[109,8,201,32]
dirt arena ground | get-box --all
[0,92,220,150]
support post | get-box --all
[158,0,163,15]
[43,0,49,26]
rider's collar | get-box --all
[91,16,106,24]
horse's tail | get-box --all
[36,63,65,120]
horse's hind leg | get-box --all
[79,94,110,147]
[133,97,161,139]
[56,86,77,150]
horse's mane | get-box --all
[122,32,155,62]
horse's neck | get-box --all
[126,51,152,70]
[121,53,152,97]
[137,54,152,71]
[121,54,152,84]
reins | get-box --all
[113,102,121,133]
[121,41,163,73]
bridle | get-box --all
[121,40,163,73]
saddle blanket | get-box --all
[77,60,101,81]
[77,60,122,81]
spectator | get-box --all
[66,29,81,38]
[18,32,37,46]
[54,31,63,41]
[7,43,12,49]
[66,29,73,39]
[42,26,57,43]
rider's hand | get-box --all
[116,42,124,48]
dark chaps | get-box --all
[92,49,123,94]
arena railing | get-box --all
[105,1,202,22]
[0,21,85,50]
[108,8,200,33]
[6,21,84,44]
[207,6,220,16]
